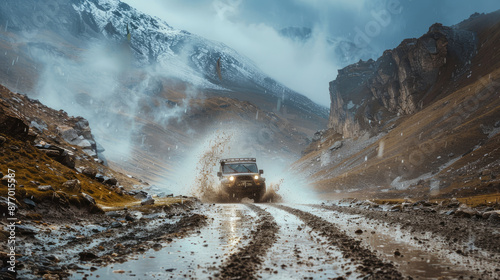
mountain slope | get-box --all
[0,0,328,187]
[296,11,500,202]
[0,0,327,120]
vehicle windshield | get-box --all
[223,163,258,174]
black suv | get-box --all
[217,158,266,202]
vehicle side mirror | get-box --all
[217,172,222,177]
[259,169,264,175]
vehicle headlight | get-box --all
[229,176,235,181]
[254,175,259,180]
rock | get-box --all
[41,149,61,157]
[57,125,79,144]
[355,229,363,235]
[61,179,81,192]
[481,169,492,176]
[482,210,500,219]
[125,213,136,221]
[104,177,118,186]
[23,198,36,208]
[17,225,37,235]
[390,204,403,212]
[77,139,92,149]
[0,102,31,140]
[327,23,476,137]
[82,168,97,179]
[454,207,479,218]
[36,144,75,169]
[141,195,155,206]
[488,212,500,222]
[9,145,19,151]
[0,136,6,145]
[133,191,149,200]
[38,185,54,191]
[82,193,96,205]
[79,251,98,261]
[1,175,12,186]
[105,211,122,218]
[312,129,326,142]
[329,141,343,151]
[95,173,105,182]
[110,222,123,228]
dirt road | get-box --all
[10,201,500,279]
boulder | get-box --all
[132,191,149,200]
[38,185,54,192]
[103,177,118,186]
[454,206,479,218]
[23,198,36,208]
[482,210,500,220]
[82,193,96,205]
[141,195,155,206]
[61,179,81,192]
[57,125,79,144]
[82,168,97,179]
[329,141,343,151]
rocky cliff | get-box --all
[328,23,477,137]
[295,11,500,201]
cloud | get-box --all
[121,0,500,107]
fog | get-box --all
[164,127,318,203]
[122,0,500,107]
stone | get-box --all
[125,213,136,221]
[82,193,96,205]
[454,207,479,218]
[9,145,19,151]
[133,191,149,200]
[79,251,98,261]
[38,185,54,191]
[95,174,105,182]
[23,198,36,208]
[62,179,81,192]
[141,195,155,206]
[482,210,500,219]
[77,139,92,149]
[82,168,97,179]
[104,177,118,186]
[327,23,476,137]
[57,126,79,143]
[110,222,123,228]
[329,141,343,151]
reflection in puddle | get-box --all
[293,204,482,279]
[71,204,256,280]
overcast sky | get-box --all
[121,0,500,106]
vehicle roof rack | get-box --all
[220,158,256,163]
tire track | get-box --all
[273,204,404,280]
[219,204,279,280]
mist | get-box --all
[122,0,500,107]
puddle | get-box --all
[72,204,257,279]
[292,204,485,279]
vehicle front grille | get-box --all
[237,176,253,181]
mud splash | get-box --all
[191,131,233,202]
[261,180,283,203]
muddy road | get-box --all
[10,201,500,279]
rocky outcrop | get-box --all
[328,23,477,137]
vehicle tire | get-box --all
[254,186,266,203]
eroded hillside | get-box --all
[297,11,500,203]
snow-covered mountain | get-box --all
[0,0,328,118]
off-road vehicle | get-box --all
[217,158,266,202]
